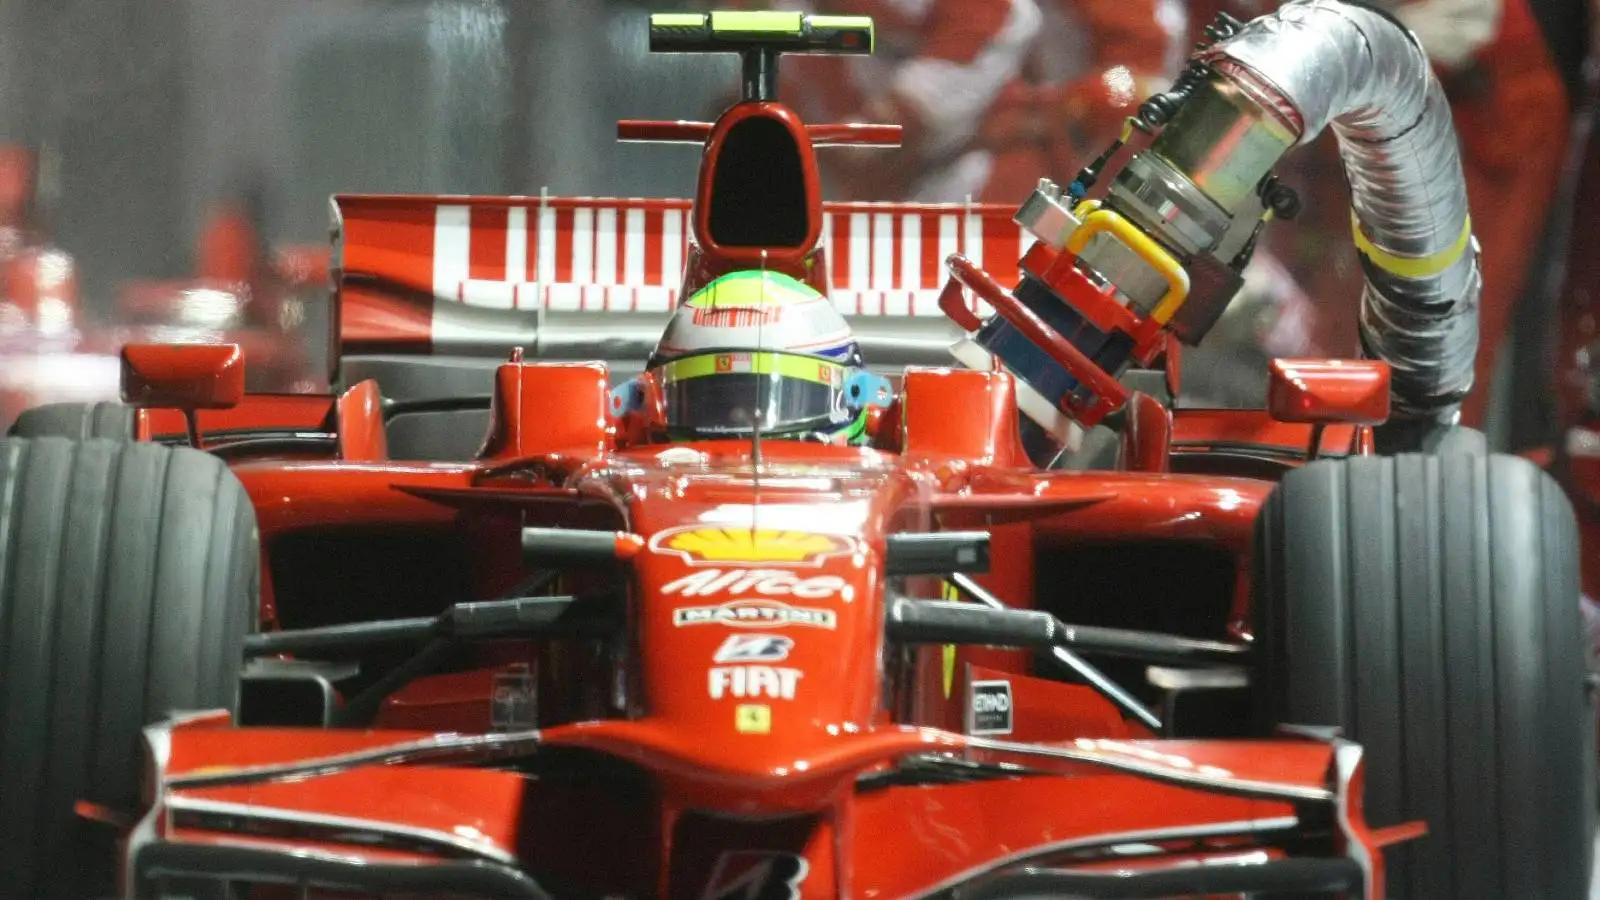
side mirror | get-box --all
[1267,358,1390,426]
[120,343,244,447]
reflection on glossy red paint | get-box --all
[138,392,336,440]
[121,341,245,411]
[1267,358,1391,425]
[334,377,387,461]
[481,358,613,460]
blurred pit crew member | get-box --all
[190,174,319,392]
[993,1,1321,400]
[0,144,77,344]
[614,269,892,445]
[1425,0,1572,427]
[777,0,1046,202]
[973,0,1178,201]
[1190,0,1570,428]
[0,143,93,432]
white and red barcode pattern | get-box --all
[427,198,1026,317]
[691,307,784,327]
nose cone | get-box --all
[637,521,883,745]
[597,444,907,807]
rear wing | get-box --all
[330,193,1027,364]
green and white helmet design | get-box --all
[634,270,887,443]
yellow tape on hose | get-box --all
[1350,212,1473,280]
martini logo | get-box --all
[710,665,802,700]
[701,851,809,900]
[713,634,794,663]
[651,526,857,568]
[674,600,837,630]
[662,569,848,600]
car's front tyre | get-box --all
[0,437,258,897]
[1253,451,1595,899]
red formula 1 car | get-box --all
[0,6,1590,900]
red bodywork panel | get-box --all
[481,359,614,460]
[136,393,337,441]
[1266,358,1391,426]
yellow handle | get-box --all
[1066,200,1191,325]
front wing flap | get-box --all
[124,716,1389,898]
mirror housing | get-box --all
[121,343,244,447]
[1267,358,1390,426]
[121,343,244,411]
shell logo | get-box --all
[650,526,857,567]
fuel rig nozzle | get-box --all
[940,11,1303,461]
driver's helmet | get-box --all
[639,269,889,444]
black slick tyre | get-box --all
[6,401,135,441]
[1253,452,1594,899]
[0,437,258,898]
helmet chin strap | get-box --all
[795,405,873,447]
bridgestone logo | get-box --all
[674,600,838,630]
[702,851,809,900]
[969,680,1013,735]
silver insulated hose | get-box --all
[1107,0,1481,422]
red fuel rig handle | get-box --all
[939,255,1130,427]
[935,172,1251,440]
[937,14,1293,448]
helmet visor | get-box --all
[658,350,853,439]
